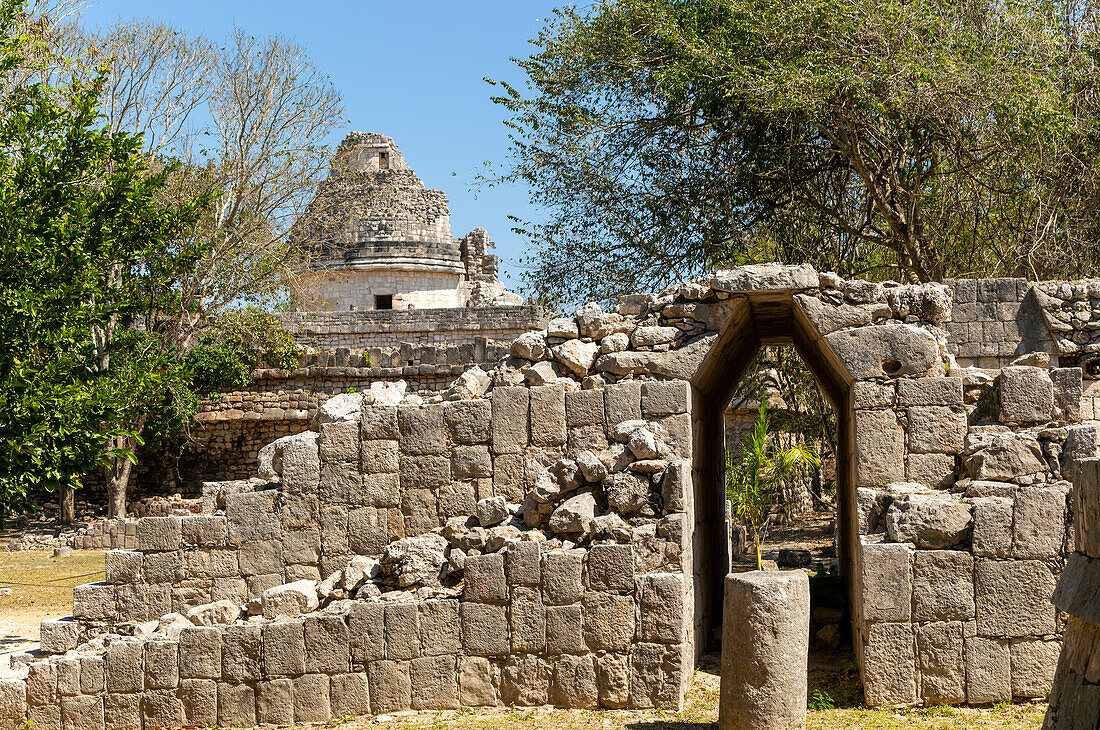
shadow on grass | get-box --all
[808,648,863,709]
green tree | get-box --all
[491,0,1100,305]
[726,403,820,570]
[0,0,208,519]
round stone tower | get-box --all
[291,132,517,311]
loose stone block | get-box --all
[349,602,385,663]
[1000,366,1055,422]
[368,660,411,714]
[545,605,586,655]
[140,690,182,729]
[305,614,351,674]
[458,656,497,707]
[587,544,634,592]
[916,621,965,704]
[640,573,686,644]
[1010,639,1061,698]
[506,540,541,585]
[319,420,360,463]
[222,624,263,682]
[144,640,179,690]
[465,553,508,602]
[720,571,809,727]
[907,406,967,454]
[641,380,690,417]
[216,682,256,728]
[975,560,1057,637]
[419,599,461,656]
[583,592,635,651]
[565,389,604,427]
[492,387,530,454]
[137,516,182,552]
[965,636,1011,704]
[510,586,547,652]
[294,674,332,723]
[385,602,420,661]
[541,550,584,605]
[40,617,79,654]
[855,409,905,486]
[330,672,370,717]
[410,655,460,710]
[444,399,492,444]
[73,582,114,620]
[863,622,918,706]
[263,619,306,676]
[1012,486,1066,559]
[860,541,912,622]
[550,653,598,709]
[501,654,551,707]
[462,602,509,656]
[256,678,293,726]
[971,497,1013,558]
[912,550,975,622]
[105,641,143,694]
[399,404,446,455]
[180,679,217,727]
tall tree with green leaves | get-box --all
[491,0,1100,306]
[726,403,820,569]
[0,0,208,518]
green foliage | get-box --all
[726,403,820,569]
[808,689,837,711]
[491,0,1100,304]
[0,0,209,510]
[184,309,301,397]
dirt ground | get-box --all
[0,551,1049,729]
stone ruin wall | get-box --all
[9,265,1100,730]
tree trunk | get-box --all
[59,486,75,525]
[105,434,139,520]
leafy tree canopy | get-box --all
[492,0,1100,305]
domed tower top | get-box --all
[290,133,521,311]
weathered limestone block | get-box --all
[860,541,912,622]
[492,387,530,454]
[530,385,567,447]
[399,404,446,456]
[853,381,895,409]
[971,497,1013,558]
[319,420,360,463]
[550,654,599,709]
[640,573,686,644]
[975,560,1057,637]
[419,599,461,656]
[587,544,634,592]
[262,619,306,677]
[331,673,371,717]
[444,399,492,444]
[583,592,635,651]
[361,439,399,474]
[510,586,547,653]
[349,602,385,663]
[458,656,498,707]
[180,679,217,727]
[965,433,1046,482]
[360,404,399,441]
[411,655,460,710]
[105,641,143,694]
[501,654,551,707]
[256,679,293,726]
[137,516,182,552]
[27,705,58,730]
[965,635,1011,704]
[604,381,643,429]
[855,410,905,486]
[720,571,809,728]
[384,602,420,661]
[217,682,257,727]
[320,461,364,504]
[506,541,541,585]
[596,652,630,709]
[73,582,114,620]
[565,390,604,426]
[465,553,508,603]
[641,380,690,417]
[545,605,586,655]
[78,657,104,695]
[221,624,263,683]
[911,550,975,622]
[144,550,182,584]
[794,294,886,334]
[104,695,139,730]
[1010,638,1061,698]
[305,614,350,675]
[262,580,319,619]
[906,453,956,489]
[40,617,79,654]
[368,660,412,714]
[549,491,598,534]
[382,533,447,587]
[400,454,451,491]
[453,445,492,480]
[825,323,941,380]
[144,640,179,690]
[26,663,56,706]
[711,263,817,292]
[293,674,332,723]
[1000,366,1055,423]
[885,494,972,548]
[179,626,221,679]
[907,406,967,454]
[916,622,965,704]
[140,690,182,729]
[897,377,963,406]
[105,550,142,584]
[348,506,389,556]
[1012,486,1067,559]
[863,622,918,706]
[604,472,650,515]
[226,490,280,545]
[462,603,509,656]
[56,658,78,697]
[541,550,584,605]
[1052,367,1083,422]
[264,431,320,494]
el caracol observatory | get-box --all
[290,132,523,312]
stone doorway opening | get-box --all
[691,292,856,669]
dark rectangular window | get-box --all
[375,294,393,310]
[378,151,389,170]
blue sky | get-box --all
[79,0,569,292]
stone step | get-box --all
[39,616,78,654]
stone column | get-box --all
[720,570,810,730]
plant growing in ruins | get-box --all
[726,403,820,570]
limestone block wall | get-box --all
[17,264,1100,730]
[294,269,467,312]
